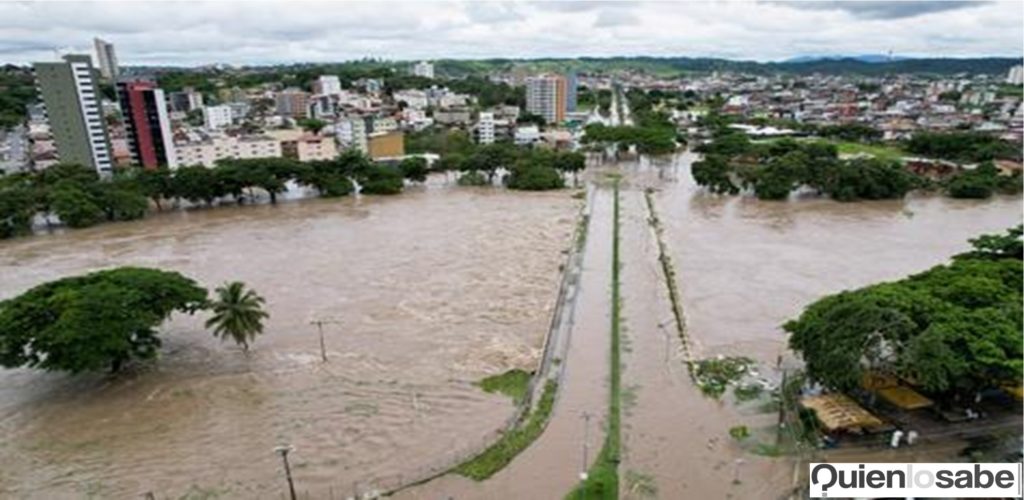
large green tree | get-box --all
[0,267,208,373]
[785,227,1023,395]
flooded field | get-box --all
[0,182,577,499]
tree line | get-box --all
[0,151,418,239]
[786,226,1022,398]
[581,88,682,155]
[691,130,1022,201]
[0,267,270,373]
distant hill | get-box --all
[436,56,1022,78]
[784,54,910,64]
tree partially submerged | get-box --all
[0,267,208,373]
[785,227,1023,395]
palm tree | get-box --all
[205,282,269,351]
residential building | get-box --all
[336,117,368,153]
[476,112,495,144]
[526,74,568,124]
[566,71,578,112]
[1008,65,1024,86]
[394,89,429,109]
[204,104,233,129]
[93,38,119,80]
[33,54,114,174]
[174,134,282,167]
[275,88,310,118]
[282,134,338,162]
[314,75,343,96]
[434,107,472,126]
[367,131,405,159]
[514,125,541,146]
[116,80,178,168]
[170,87,205,113]
[413,61,435,79]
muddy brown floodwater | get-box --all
[0,181,577,499]
[617,152,1022,500]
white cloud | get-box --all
[0,0,1019,66]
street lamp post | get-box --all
[310,318,340,363]
[275,445,297,500]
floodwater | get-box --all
[396,188,615,499]
[658,151,1023,363]
[0,179,577,499]
[618,151,1021,500]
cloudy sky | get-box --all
[1,1,1021,66]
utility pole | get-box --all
[578,410,591,500]
[310,318,340,363]
[275,445,297,500]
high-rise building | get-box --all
[33,54,114,174]
[93,38,119,80]
[170,87,205,113]
[476,112,495,144]
[566,72,578,112]
[117,80,178,169]
[413,61,435,79]
[313,75,342,95]
[1007,65,1024,86]
[275,88,310,118]
[526,74,567,125]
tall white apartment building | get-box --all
[526,74,567,125]
[93,38,119,80]
[336,117,368,153]
[413,61,435,79]
[477,112,495,144]
[33,54,113,174]
[1007,65,1024,86]
[204,105,233,129]
[314,75,343,95]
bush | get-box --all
[358,165,404,195]
[506,165,565,191]
[456,170,489,186]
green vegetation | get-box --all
[643,189,691,363]
[733,383,764,402]
[582,88,680,155]
[785,226,1022,396]
[693,134,920,201]
[456,170,488,186]
[570,181,622,499]
[205,282,269,352]
[833,141,905,162]
[454,380,557,480]
[0,151,405,240]
[729,425,751,441]
[0,267,208,373]
[945,162,1023,199]
[478,369,532,405]
[0,66,35,128]
[905,131,1021,163]
[691,356,754,398]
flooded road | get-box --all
[0,182,577,499]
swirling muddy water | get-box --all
[0,181,577,499]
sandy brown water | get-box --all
[0,181,577,499]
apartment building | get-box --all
[526,74,568,124]
[33,54,114,174]
[175,135,282,167]
[204,105,233,129]
[116,79,178,168]
[282,134,339,162]
[93,38,119,80]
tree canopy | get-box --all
[785,226,1023,396]
[0,267,208,373]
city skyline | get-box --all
[1,1,1021,66]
